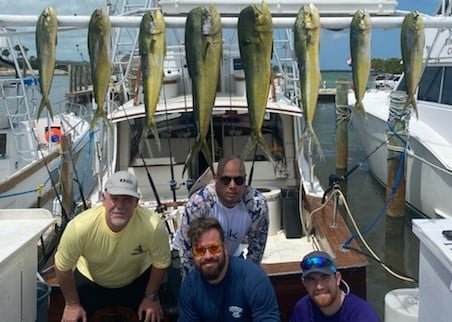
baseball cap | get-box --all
[104,171,140,198]
[301,251,337,277]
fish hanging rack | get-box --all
[1,14,452,30]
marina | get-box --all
[0,0,451,321]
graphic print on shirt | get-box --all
[131,244,144,255]
[229,305,243,318]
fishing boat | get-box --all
[350,1,452,219]
[2,0,440,321]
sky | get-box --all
[0,0,443,69]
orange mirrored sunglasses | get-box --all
[192,242,223,257]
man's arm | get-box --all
[138,266,168,321]
[246,190,269,264]
[55,267,87,322]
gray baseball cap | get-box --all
[104,171,140,198]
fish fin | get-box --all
[37,96,54,121]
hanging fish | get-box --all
[36,6,58,120]
[138,10,166,149]
[183,5,222,176]
[294,4,323,159]
[88,8,111,128]
[238,1,274,162]
[350,9,371,117]
[401,11,425,119]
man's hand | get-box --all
[138,297,164,322]
[61,303,87,322]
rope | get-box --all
[335,104,351,125]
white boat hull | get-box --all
[352,90,452,219]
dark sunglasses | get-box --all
[301,256,337,272]
[219,175,245,186]
[192,242,223,257]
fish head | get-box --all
[201,5,221,36]
[352,9,371,31]
[89,8,111,34]
[40,6,57,27]
[298,4,320,30]
[141,10,165,35]
[252,2,273,33]
[402,11,425,32]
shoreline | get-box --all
[0,68,67,76]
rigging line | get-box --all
[340,137,388,180]
[162,74,178,204]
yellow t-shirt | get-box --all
[54,205,171,288]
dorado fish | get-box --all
[88,8,111,128]
[183,5,222,176]
[238,2,274,162]
[139,10,166,149]
[36,6,58,120]
[294,4,323,159]
[350,9,371,117]
[401,11,424,119]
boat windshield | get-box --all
[395,66,452,107]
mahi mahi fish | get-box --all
[36,6,58,120]
[138,10,166,149]
[294,4,323,159]
[401,11,424,119]
[88,8,111,128]
[350,9,371,117]
[183,5,222,176]
[238,2,274,162]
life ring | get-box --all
[45,127,62,143]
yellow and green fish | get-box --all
[350,9,371,117]
[183,5,222,176]
[238,1,274,162]
[139,10,166,149]
[401,11,425,119]
[294,4,323,159]
[36,6,58,120]
[88,8,111,128]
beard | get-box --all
[198,252,226,281]
[311,287,339,308]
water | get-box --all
[312,102,421,319]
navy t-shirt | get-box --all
[178,256,280,321]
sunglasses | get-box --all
[192,242,223,257]
[219,176,245,186]
[301,256,337,272]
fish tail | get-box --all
[182,137,215,177]
[242,131,276,166]
[297,123,324,161]
[404,95,419,119]
[89,105,110,130]
[353,100,367,118]
[149,123,161,152]
[37,96,54,121]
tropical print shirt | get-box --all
[176,182,269,278]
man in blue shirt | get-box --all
[178,217,280,321]
[290,251,380,322]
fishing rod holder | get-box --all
[186,178,195,192]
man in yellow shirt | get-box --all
[54,171,171,322]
